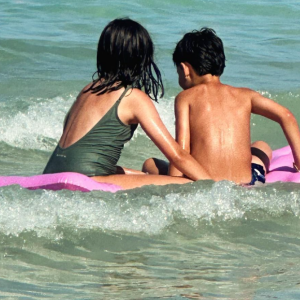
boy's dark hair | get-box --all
[173,27,226,77]
[86,18,164,101]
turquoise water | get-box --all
[1,0,300,299]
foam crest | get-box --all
[0,96,75,150]
[0,181,299,239]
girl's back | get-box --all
[44,85,138,176]
[60,85,131,148]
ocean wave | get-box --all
[0,95,74,150]
[0,180,299,239]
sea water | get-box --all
[0,0,300,299]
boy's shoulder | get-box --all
[175,83,258,106]
[174,88,194,107]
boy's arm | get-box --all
[169,94,191,177]
[251,91,300,169]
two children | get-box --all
[143,28,300,185]
[44,18,300,188]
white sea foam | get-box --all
[1,181,299,239]
[0,96,74,150]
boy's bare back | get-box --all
[175,78,255,183]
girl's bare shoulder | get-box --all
[124,88,155,106]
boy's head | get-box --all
[173,28,226,77]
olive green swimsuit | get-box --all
[43,87,137,176]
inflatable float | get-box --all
[265,145,300,183]
[0,146,299,192]
[0,172,122,193]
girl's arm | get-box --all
[126,90,210,181]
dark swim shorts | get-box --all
[249,163,266,185]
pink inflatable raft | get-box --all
[0,146,299,192]
[0,172,122,193]
[265,145,300,183]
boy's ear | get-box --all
[180,62,192,77]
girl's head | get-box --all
[90,18,164,101]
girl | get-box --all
[43,18,210,189]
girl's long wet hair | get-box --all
[85,18,164,101]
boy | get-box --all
[143,28,300,185]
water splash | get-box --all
[0,180,299,239]
[0,95,74,150]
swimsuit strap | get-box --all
[116,86,131,103]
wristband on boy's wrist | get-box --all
[293,162,300,172]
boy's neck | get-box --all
[189,73,221,88]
